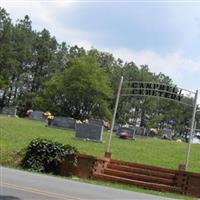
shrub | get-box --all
[21,138,78,173]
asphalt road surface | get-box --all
[0,167,176,200]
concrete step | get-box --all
[110,159,178,174]
[93,172,182,194]
[104,168,175,186]
[107,163,176,180]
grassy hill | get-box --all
[1,116,200,173]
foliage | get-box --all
[0,6,199,132]
[43,55,113,120]
[21,138,78,173]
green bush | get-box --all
[21,138,78,173]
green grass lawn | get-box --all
[1,115,200,173]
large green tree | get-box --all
[42,54,113,120]
[0,7,14,107]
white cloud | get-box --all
[72,39,93,50]
[1,1,99,49]
[52,1,73,9]
[1,1,72,28]
[109,48,200,81]
[109,47,200,104]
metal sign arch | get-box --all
[106,76,198,170]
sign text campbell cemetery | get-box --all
[122,81,184,101]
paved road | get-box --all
[0,167,176,200]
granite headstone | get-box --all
[89,119,104,126]
[29,111,45,121]
[113,124,120,132]
[162,128,173,140]
[0,106,17,116]
[75,123,104,142]
[52,117,75,129]
[135,127,147,136]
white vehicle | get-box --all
[191,132,200,144]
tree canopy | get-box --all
[43,55,112,120]
[0,7,199,134]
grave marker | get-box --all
[52,116,75,129]
[162,128,173,140]
[135,127,147,136]
[89,119,104,126]
[75,123,104,142]
[29,111,45,121]
[0,106,17,116]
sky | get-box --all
[1,0,200,104]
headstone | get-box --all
[113,124,120,132]
[29,111,45,121]
[135,127,147,136]
[162,128,172,140]
[89,119,104,126]
[0,106,17,116]
[116,127,135,139]
[52,116,75,129]
[75,123,104,142]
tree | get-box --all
[43,54,113,120]
[0,7,15,108]
[30,29,57,93]
[10,15,34,103]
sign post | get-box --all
[185,90,198,170]
[0,16,3,31]
[106,76,123,154]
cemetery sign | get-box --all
[107,77,198,171]
[121,81,194,105]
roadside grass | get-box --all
[1,116,200,199]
